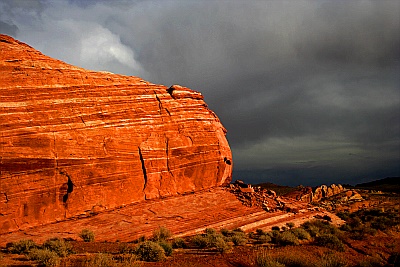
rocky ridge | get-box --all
[229,181,359,214]
[283,184,346,202]
[0,34,232,234]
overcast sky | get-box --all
[1,0,399,186]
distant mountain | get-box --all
[355,177,400,193]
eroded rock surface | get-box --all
[283,184,346,203]
[0,34,232,234]
[0,187,343,246]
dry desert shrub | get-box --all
[135,241,165,262]
[158,241,173,256]
[301,219,341,237]
[172,237,187,249]
[85,253,140,267]
[254,249,284,267]
[85,253,115,267]
[6,239,38,254]
[79,229,95,242]
[191,228,232,252]
[214,236,232,253]
[191,234,209,248]
[152,226,172,241]
[43,237,73,257]
[231,232,247,246]
[315,234,346,252]
[28,248,60,267]
[275,253,313,267]
[274,231,300,246]
[6,239,37,254]
[291,227,312,241]
[257,234,272,244]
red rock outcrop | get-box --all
[283,184,346,203]
[312,184,345,202]
[283,186,314,203]
[0,34,232,234]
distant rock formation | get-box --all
[229,181,293,212]
[283,184,345,203]
[0,34,232,233]
[312,184,344,202]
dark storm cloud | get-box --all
[3,0,400,185]
[0,21,18,36]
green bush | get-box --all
[315,234,345,252]
[79,229,95,242]
[339,209,400,239]
[274,231,300,246]
[6,239,37,254]
[135,241,165,262]
[257,234,272,244]
[291,228,311,240]
[191,229,231,252]
[301,220,341,237]
[43,237,73,257]
[172,237,187,249]
[191,234,209,248]
[231,233,247,246]
[214,237,232,253]
[158,241,173,256]
[85,253,116,267]
[255,249,285,267]
[152,226,172,241]
[28,248,60,267]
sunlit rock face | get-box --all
[0,34,232,233]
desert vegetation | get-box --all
[1,192,399,267]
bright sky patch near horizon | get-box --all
[1,0,399,186]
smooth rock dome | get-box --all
[0,34,232,233]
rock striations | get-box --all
[0,34,232,234]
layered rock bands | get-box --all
[0,34,232,233]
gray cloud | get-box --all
[3,0,399,185]
[0,20,19,36]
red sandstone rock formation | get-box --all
[312,184,345,202]
[283,184,346,203]
[283,186,313,203]
[0,34,232,234]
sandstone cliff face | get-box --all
[0,35,232,233]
